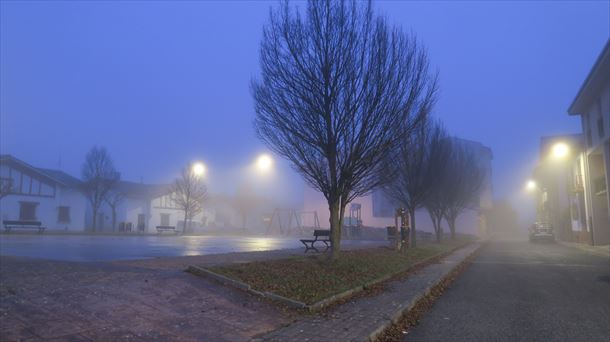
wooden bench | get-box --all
[3,220,46,233]
[300,229,331,253]
[156,225,177,234]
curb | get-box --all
[188,241,475,313]
[367,242,485,342]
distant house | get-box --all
[567,39,610,245]
[0,154,260,233]
[303,138,494,237]
[0,154,87,231]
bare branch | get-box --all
[252,0,437,256]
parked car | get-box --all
[529,222,555,242]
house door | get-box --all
[137,214,146,232]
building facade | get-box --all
[568,40,610,245]
[0,155,88,231]
[533,135,587,242]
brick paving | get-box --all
[0,241,385,341]
[0,240,463,342]
[0,252,299,341]
[254,243,481,342]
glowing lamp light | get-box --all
[551,142,569,159]
[256,154,273,172]
[526,180,537,192]
[192,162,206,177]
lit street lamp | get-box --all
[526,179,537,192]
[192,162,206,177]
[256,154,273,173]
[551,142,569,159]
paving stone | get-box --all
[0,253,296,341]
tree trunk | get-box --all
[448,217,456,240]
[409,208,417,248]
[91,206,98,232]
[434,216,442,243]
[111,207,117,232]
[183,210,188,235]
[329,199,342,260]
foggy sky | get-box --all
[1,1,609,221]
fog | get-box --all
[2,1,608,228]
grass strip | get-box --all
[207,237,474,304]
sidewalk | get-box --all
[253,243,482,342]
[557,241,610,258]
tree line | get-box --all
[252,0,484,258]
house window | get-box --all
[19,202,38,221]
[160,213,170,226]
[598,116,604,139]
[58,206,70,223]
[587,128,593,148]
[0,177,13,194]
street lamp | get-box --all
[526,179,537,192]
[256,154,273,173]
[192,162,206,177]
[551,142,569,159]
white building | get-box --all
[0,154,87,231]
[568,39,610,245]
[1,154,256,233]
[303,138,493,237]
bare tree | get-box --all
[81,146,119,232]
[424,136,453,243]
[252,0,437,257]
[171,166,207,234]
[442,142,484,239]
[105,189,125,232]
[380,118,444,249]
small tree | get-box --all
[423,135,453,243]
[380,118,444,249]
[105,189,125,232]
[81,146,119,232]
[442,143,484,239]
[252,0,437,258]
[171,166,207,234]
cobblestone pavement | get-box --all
[255,243,481,342]
[0,242,386,341]
[0,252,299,341]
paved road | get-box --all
[407,238,610,342]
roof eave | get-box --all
[568,39,610,116]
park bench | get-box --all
[3,220,46,233]
[156,225,177,234]
[300,229,332,253]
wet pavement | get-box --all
[0,234,381,261]
[0,235,386,341]
[406,238,610,342]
